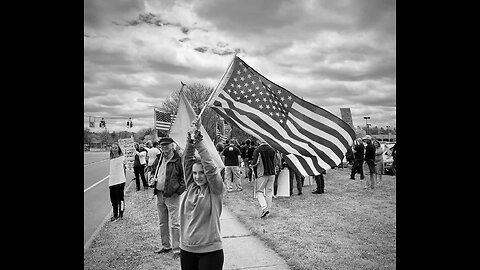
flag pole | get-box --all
[198,52,238,119]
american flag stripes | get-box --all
[154,109,176,131]
[209,56,356,176]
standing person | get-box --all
[133,143,149,191]
[246,140,256,182]
[312,171,325,194]
[374,140,386,182]
[286,162,303,196]
[251,139,276,218]
[108,142,127,222]
[240,140,249,180]
[179,119,225,270]
[350,138,365,180]
[144,140,152,174]
[363,135,376,189]
[147,141,161,187]
[273,150,283,197]
[151,137,186,258]
[215,141,225,180]
[221,139,242,192]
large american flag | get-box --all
[210,56,356,176]
[155,109,176,131]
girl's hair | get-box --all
[373,140,381,147]
[193,157,202,166]
[110,143,123,159]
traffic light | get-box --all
[130,121,133,128]
[126,121,130,127]
[100,118,106,128]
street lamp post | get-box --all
[363,116,370,135]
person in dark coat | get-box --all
[151,137,186,257]
[350,138,365,180]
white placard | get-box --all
[118,137,135,171]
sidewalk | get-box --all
[220,206,290,270]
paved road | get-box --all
[84,152,134,247]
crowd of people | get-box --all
[348,135,396,189]
[107,122,396,270]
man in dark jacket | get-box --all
[350,138,365,180]
[221,139,242,192]
[251,139,276,218]
[151,137,186,258]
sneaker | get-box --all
[350,178,355,180]
[110,216,117,222]
[298,192,302,195]
[154,248,172,254]
[237,187,243,191]
[312,190,323,194]
[260,209,270,218]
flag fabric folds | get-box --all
[155,109,175,131]
[209,56,356,176]
[169,91,224,170]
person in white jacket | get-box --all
[108,142,127,222]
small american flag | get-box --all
[210,56,356,176]
[155,109,174,131]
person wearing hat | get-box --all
[363,135,376,189]
[150,136,186,258]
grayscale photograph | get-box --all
[84,0,396,269]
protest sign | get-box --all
[118,136,135,171]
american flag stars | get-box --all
[222,61,294,125]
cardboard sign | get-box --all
[118,136,135,171]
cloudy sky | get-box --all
[84,0,396,133]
